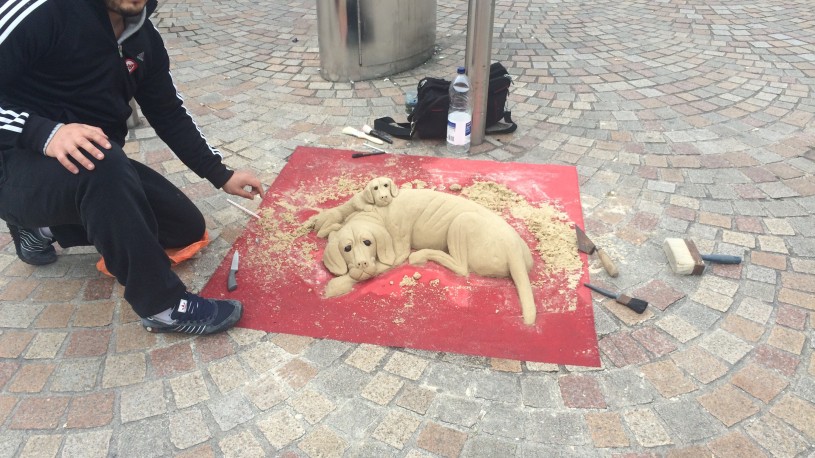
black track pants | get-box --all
[0,143,206,317]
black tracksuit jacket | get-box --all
[0,0,233,188]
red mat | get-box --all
[201,147,599,366]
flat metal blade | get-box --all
[575,226,596,254]
[230,250,240,271]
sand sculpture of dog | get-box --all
[312,177,538,326]
[309,176,398,238]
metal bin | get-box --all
[316,0,436,82]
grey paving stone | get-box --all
[744,415,810,457]
[479,403,529,439]
[745,265,778,284]
[102,353,146,388]
[424,363,477,397]
[763,200,808,218]
[0,304,43,328]
[520,375,562,409]
[256,408,306,450]
[62,430,111,458]
[699,329,752,364]
[654,399,722,443]
[239,341,290,375]
[311,364,370,399]
[524,411,589,446]
[120,380,167,423]
[325,398,383,440]
[303,339,351,367]
[290,389,336,425]
[518,443,602,458]
[733,200,767,216]
[591,305,620,336]
[471,370,521,403]
[50,357,102,392]
[0,433,22,458]
[371,410,421,450]
[207,392,256,432]
[700,199,735,214]
[297,425,348,458]
[739,280,778,303]
[461,434,518,458]
[600,368,656,408]
[788,236,815,257]
[675,301,723,333]
[116,418,171,458]
[346,440,401,458]
[169,408,211,450]
[217,430,267,458]
[430,395,484,428]
[623,408,673,448]
[794,376,815,404]
[243,373,287,411]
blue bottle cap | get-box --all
[457,66,465,74]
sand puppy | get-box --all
[316,178,537,326]
[321,211,399,298]
[309,177,398,237]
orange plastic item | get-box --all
[96,230,210,277]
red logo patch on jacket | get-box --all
[125,58,138,73]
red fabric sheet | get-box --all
[201,147,599,366]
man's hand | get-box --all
[45,124,111,174]
[222,170,263,200]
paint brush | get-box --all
[585,283,648,314]
[351,151,386,158]
[662,238,742,275]
[342,126,384,144]
[362,124,393,144]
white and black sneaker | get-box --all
[141,292,243,335]
[8,223,57,266]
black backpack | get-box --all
[374,62,517,140]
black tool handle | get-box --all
[369,129,393,144]
[584,283,618,300]
[701,254,742,264]
[351,151,386,158]
[227,270,238,291]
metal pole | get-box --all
[465,0,495,146]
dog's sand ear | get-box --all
[323,231,349,275]
[371,222,396,265]
[387,178,399,197]
[362,182,376,205]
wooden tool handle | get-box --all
[596,248,619,277]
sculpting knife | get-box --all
[227,251,239,292]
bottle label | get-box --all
[447,112,472,146]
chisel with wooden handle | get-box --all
[576,226,619,277]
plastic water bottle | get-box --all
[447,66,471,154]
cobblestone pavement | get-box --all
[2,0,814,456]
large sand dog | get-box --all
[310,177,538,325]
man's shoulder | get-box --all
[0,0,78,30]
[147,0,158,16]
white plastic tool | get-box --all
[342,126,384,145]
